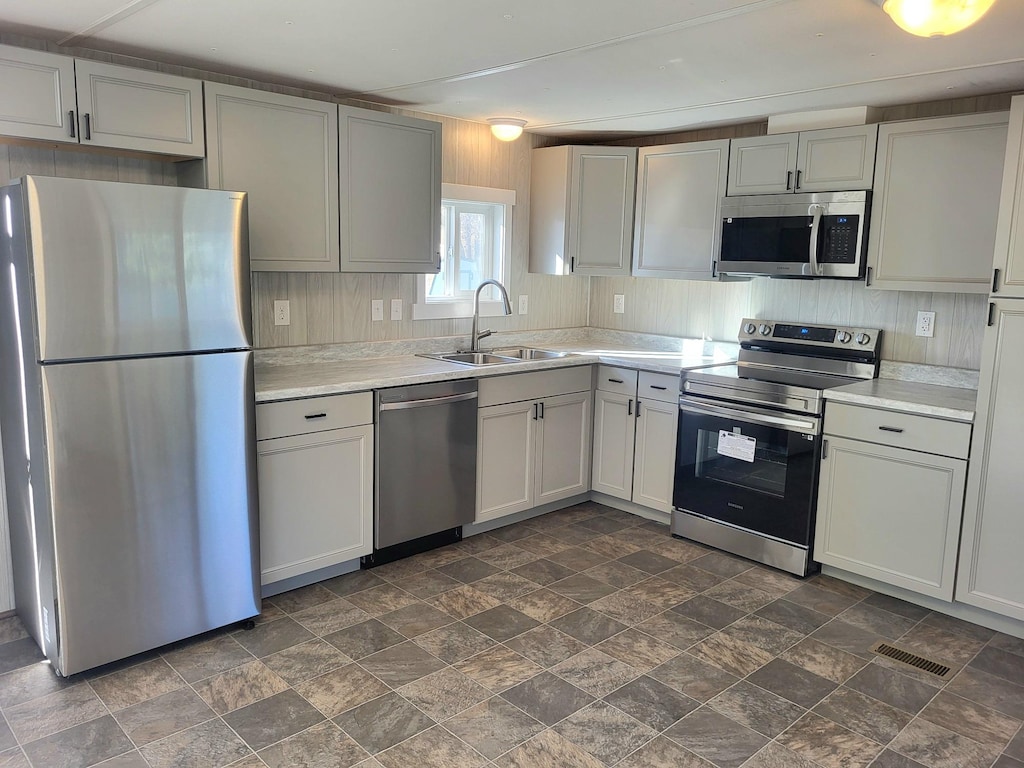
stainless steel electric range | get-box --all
[672,318,882,577]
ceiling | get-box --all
[2,0,1023,138]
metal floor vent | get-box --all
[870,641,954,680]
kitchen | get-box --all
[1,1,1024,767]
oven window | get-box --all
[695,427,788,498]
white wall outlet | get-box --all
[613,294,625,314]
[518,295,529,315]
[915,310,936,338]
[371,299,384,322]
[273,300,290,326]
[390,298,403,321]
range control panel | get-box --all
[737,318,881,353]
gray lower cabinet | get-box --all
[956,300,1024,619]
[992,95,1024,299]
[814,402,969,601]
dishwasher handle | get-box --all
[378,391,478,412]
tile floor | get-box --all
[0,501,1023,768]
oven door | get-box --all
[673,397,821,546]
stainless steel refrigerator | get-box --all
[0,176,260,676]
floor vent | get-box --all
[870,641,954,680]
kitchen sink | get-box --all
[421,352,521,366]
[494,347,568,360]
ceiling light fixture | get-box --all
[873,0,997,37]
[488,118,526,141]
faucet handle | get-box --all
[477,329,493,341]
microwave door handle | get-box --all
[808,204,824,276]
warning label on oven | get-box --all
[717,431,756,463]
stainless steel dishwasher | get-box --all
[365,379,478,566]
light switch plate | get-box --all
[391,299,403,321]
[371,299,384,322]
[518,295,528,315]
[613,294,625,314]
[915,310,935,338]
[273,300,290,326]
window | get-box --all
[413,183,515,320]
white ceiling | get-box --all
[2,0,1023,138]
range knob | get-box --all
[744,322,757,335]
[837,331,853,344]
[856,332,871,346]
[759,323,772,336]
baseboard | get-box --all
[464,494,590,537]
[588,492,671,526]
[262,559,361,598]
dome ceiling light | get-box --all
[873,0,997,37]
[488,118,527,141]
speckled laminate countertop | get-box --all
[824,378,977,422]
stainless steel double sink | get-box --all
[419,348,569,367]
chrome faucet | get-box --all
[469,279,513,352]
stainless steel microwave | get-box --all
[717,191,870,279]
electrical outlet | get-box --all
[518,295,529,315]
[916,310,936,338]
[613,294,625,314]
[371,299,384,322]
[273,300,290,326]
[390,298,403,321]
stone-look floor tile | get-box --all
[269,584,338,614]
[552,649,639,698]
[141,718,251,768]
[376,726,485,768]
[550,608,628,646]
[291,598,371,636]
[322,570,386,598]
[258,720,368,768]
[990,633,1024,658]
[112,686,215,746]
[862,748,928,768]
[743,742,823,768]
[428,586,502,620]
[470,572,537,602]
[588,592,662,626]
[719,615,805,656]
[89,658,185,711]
[690,551,753,578]
[323,619,406,660]
[0,617,27,644]
[546,546,610,572]
[702,580,775,612]
[0,748,31,768]
[358,641,447,688]
[222,689,325,752]
[618,549,679,575]
[163,635,253,685]
[412,622,496,665]
[437,557,502,584]
[554,700,657,765]
[390,570,462,600]
[500,671,595,726]
[398,668,490,721]
[649,653,739,702]
[488,522,541,543]
[584,534,642,560]
[6,684,108,742]
[343,584,419,617]
[781,638,869,684]
[1006,727,1024,761]
[505,625,588,668]
[250,602,286,626]
[811,619,887,659]
[636,611,715,650]
[578,515,631,535]
[493,729,605,768]
[548,574,618,604]
[747,658,838,709]
[919,690,1022,747]
[690,632,775,678]
[660,565,725,593]
[888,718,1000,768]
[835,604,919,640]
[665,707,768,768]
[0,662,75,709]
[894,623,985,667]
[192,660,289,715]
[0,722,13,753]
[549,525,603,547]
[234,617,315,658]
[94,751,150,767]
[453,533,502,555]
[507,589,580,623]
[921,612,997,643]
[262,638,351,685]
[947,667,1024,720]
[809,574,873,601]
[732,567,802,598]
[463,605,539,642]
[411,544,471,569]
[0,639,44,676]
[786,584,862,617]
[334,692,435,754]
[583,561,648,589]
[776,712,882,768]
[861,593,932,622]
[672,595,747,630]
[995,757,1024,768]
[474,544,539,571]
[647,538,708,565]
[512,534,570,559]
[21,715,134,768]
[445,697,545,760]
[295,663,391,717]
[595,628,680,671]
[621,576,694,610]
[603,675,699,731]
[812,687,911,744]
[377,603,453,638]
[511,558,576,586]
[969,645,1024,687]
[454,645,542,692]
[708,680,806,738]
[755,599,832,635]
[845,663,939,714]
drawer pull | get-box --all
[650,385,668,391]
[608,378,624,384]
[878,426,904,433]
[304,412,328,420]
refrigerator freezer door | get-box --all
[40,351,259,675]
[21,176,251,362]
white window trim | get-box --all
[413,183,516,321]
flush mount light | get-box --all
[488,118,527,141]
[874,0,997,37]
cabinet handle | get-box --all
[795,169,802,190]
[68,110,76,138]
[436,251,441,271]
[627,399,633,416]
[822,439,829,459]
[608,378,624,384]
[83,113,91,140]
[570,256,575,274]
[993,268,1002,293]
[650,385,667,391]
[878,426,904,433]
[539,402,544,419]
[304,412,327,420]
[532,403,539,420]
[636,401,641,418]
[988,302,996,327]
[786,170,793,191]
[865,266,873,287]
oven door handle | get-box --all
[679,397,820,435]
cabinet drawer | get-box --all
[596,366,638,396]
[257,392,373,440]
[638,371,679,403]
[479,365,592,407]
[824,401,970,459]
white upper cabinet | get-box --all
[866,112,1008,294]
[205,83,340,272]
[0,45,77,144]
[991,95,1024,298]
[530,145,637,276]
[632,139,729,280]
[727,125,877,196]
[338,107,442,273]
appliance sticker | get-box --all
[718,430,756,463]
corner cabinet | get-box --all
[338,107,442,273]
[530,145,637,276]
[991,96,1024,298]
[866,112,1008,294]
[632,139,729,280]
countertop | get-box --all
[824,378,977,423]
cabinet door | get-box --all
[632,397,678,513]
[796,125,877,193]
[535,391,592,506]
[205,83,340,272]
[0,45,77,144]
[867,113,1008,293]
[632,139,729,280]
[591,389,636,501]
[992,96,1024,298]
[74,60,203,157]
[814,436,965,601]
[956,301,1024,619]
[569,147,636,276]
[727,133,799,195]
[257,425,373,585]
[339,107,441,273]
[476,400,536,522]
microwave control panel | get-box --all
[821,215,860,263]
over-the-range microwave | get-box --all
[717,190,870,279]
